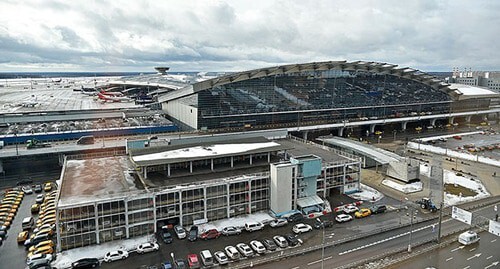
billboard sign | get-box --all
[489,220,500,237]
[452,206,472,225]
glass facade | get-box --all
[196,70,454,129]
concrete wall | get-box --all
[386,159,420,182]
[162,99,198,129]
[168,129,288,146]
[270,163,294,214]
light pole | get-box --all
[14,128,19,156]
[407,209,417,252]
[319,218,335,269]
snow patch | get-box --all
[419,163,431,177]
[408,142,500,167]
[196,212,274,233]
[347,183,384,202]
[443,170,490,206]
[382,179,423,194]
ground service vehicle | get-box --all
[416,198,438,212]
[77,135,95,145]
[26,139,51,149]
[458,230,480,245]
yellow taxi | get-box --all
[0,206,16,215]
[28,245,54,257]
[35,228,54,237]
[29,240,55,252]
[354,208,372,218]
[5,193,23,200]
[31,204,40,214]
[0,212,15,219]
[43,183,53,192]
[0,214,14,222]
[39,217,56,226]
[1,201,19,210]
[40,212,56,221]
[0,220,11,229]
[2,197,22,205]
[17,231,29,243]
[6,190,24,197]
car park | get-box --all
[214,251,229,265]
[354,208,372,218]
[174,225,186,239]
[71,258,101,268]
[224,245,240,260]
[285,234,302,246]
[292,223,312,234]
[103,250,129,262]
[273,235,288,248]
[269,218,288,228]
[249,240,266,254]
[262,238,278,251]
[136,242,159,254]
[221,226,241,236]
[199,229,221,240]
[287,212,304,222]
[26,253,53,267]
[314,218,334,229]
[244,221,264,232]
[34,185,43,193]
[369,204,387,214]
[188,226,198,242]
[335,214,353,223]
[343,205,359,214]
[187,253,200,268]
[236,243,254,257]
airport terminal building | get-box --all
[55,135,361,251]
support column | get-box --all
[143,167,147,179]
[167,164,170,177]
[449,117,455,124]
[482,115,488,122]
[189,161,193,173]
[369,124,376,134]
[338,127,344,137]
[249,154,253,165]
[401,121,408,131]
[430,118,437,126]
[465,115,472,123]
[303,131,308,140]
[211,159,214,171]
[231,156,234,168]
[94,203,100,244]
[267,152,271,163]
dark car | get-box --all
[34,185,43,193]
[314,218,334,229]
[187,225,198,242]
[28,259,51,269]
[262,238,278,251]
[199,229,221,240]
[287,213,304,222]
[369,204,387,214]
[0,230,6,239]
[174,259,187,269]
[71,258,101,268]
[17,178,34,186]
[285,234,302,246]
[160,229,173,244]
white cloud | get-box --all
[0,0,498,72]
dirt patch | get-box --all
[444,183,478,197]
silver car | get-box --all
[273,235,288,248]
[174,225,186,239]
[214,251,229,265]
[236,243,254,257]
[221,226,241,236]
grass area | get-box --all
[444,183,478,197]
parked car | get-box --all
[43,183,52,192]
[136,242,160,254]
[174,259,187,269]
[249,240,266,254]
[343,205,359,214]
[161,261,173,269]
[287,212,304,222]
[199,229,221,240]
[214,251,229,265]
[26,258,50,269]
[174,225,186,239]
[354,208,372,218]
[224,245,240,260]
[34,185,43,193]
[17,231,29,243]
[188,226,198,242]
[335,214,353,223]
[262,238,278,251]
[273,235,288,248]
[187,253,200,269]
[236,243,254,257]
[269,218,288,228]
[314,218,334,229]
[31,204,40,214]
[26,253,53,267]
[29,240,55,253]
[160,229,173,244]
[244,221,264,232]
[36,194,45,204]
[292,223,312,234]
[22,185,33,194]
[17,178,33,186]
[285,234,302,246]
[221,226,241,236]
[369,204,387,214]
[71,258,101,268]
[103,250,129,262]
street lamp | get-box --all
[14,128,19,156]
[318,218,335,269]
[407,209,418,252]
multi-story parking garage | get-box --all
[55,136,360,251]
[158,61,499,133]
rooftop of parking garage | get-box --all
[59,156,140,207]
[277,138,356,164]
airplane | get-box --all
[97,92,132,102]
[20,100,39,107]
[81,87,98,96]
[99,90,124,97]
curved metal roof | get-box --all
[158,60,452,102]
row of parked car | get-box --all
[0,188,26,245]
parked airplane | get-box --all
[97,92,132,102]
[99,90,124,97]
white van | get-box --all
[22,217,34,230]
[244,221,264,232]
[200,250,214,266]
[458,231,480,245]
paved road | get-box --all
[392,231,499,269]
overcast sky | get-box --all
[0,0,498,72]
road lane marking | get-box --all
[446,257,454,261]
[467,253,482,261]
[463,266,470,269]
[451,246,465,252]
[339,224,434,255]
[291,267,300,269]
[485,261,499,269]
[486,256,493,260]
[469,247,476,252]
[324,256,332,261]
[308,260,322,265]
[491,239,497,243]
